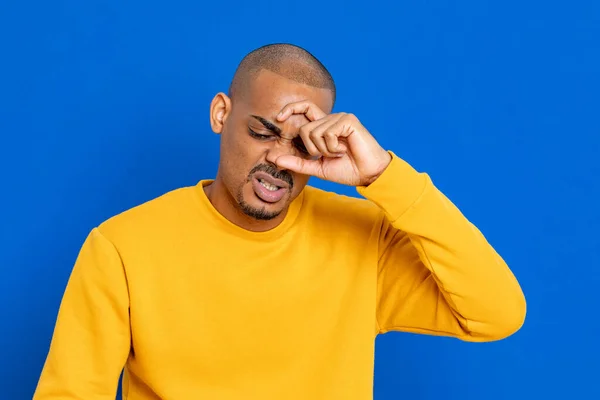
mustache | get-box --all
[249,164,294,188]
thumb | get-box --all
[275,155,321,177]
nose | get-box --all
[265,138,297,167]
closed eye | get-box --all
[248,128,272,140]
[249,127,309,156]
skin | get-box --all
[206,67,392,233]
[206,68,334,232]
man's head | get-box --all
[208,44,336,223]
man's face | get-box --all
[213,69,333,221]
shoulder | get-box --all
[301,184,385,230]
[97,184,198,242]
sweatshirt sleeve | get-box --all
[357,151,526,342]
[33,227,131,399]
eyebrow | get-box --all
[250,115,281,135]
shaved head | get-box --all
[228,43,336,106]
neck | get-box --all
[203,178,288,233]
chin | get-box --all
[239,202,283,221]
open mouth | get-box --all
[258,178,280,192]
[251,175,289,204]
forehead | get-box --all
[241,69,333,118]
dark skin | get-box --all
[206,67,393,233]
[206,69,335,232]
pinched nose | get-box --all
[265,137,299,165]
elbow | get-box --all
[464,287,527,342]
[484,289,527,341]
[473,255,527,341]
[495,295,526,340]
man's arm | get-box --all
[357,152,526,341]
[270,101,525,341]
[34,227,131,399]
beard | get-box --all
[237,196,282,220]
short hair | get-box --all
[228,43,336,106]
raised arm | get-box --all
[358,153,526,341]
[34,228,131,399]
[271,101,526,341]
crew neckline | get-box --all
[193,179,305,241]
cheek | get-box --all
[224,128,251,158]
[223,134,265,177]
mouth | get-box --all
[251,173,290,204]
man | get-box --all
[34,43,526,399]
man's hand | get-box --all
[275,101,392,187]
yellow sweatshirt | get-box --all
[34,152,526,399]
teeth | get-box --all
[259,179,279,191]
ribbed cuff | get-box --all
[356,151,429,222]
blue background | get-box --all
[1,0,598,399]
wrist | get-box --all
[361,150,393,186]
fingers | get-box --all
[277,101,356,158]
[296,113,353,158]
[296,121,322,156]
[276,100,327,123]
[275,155,323,177]
[310,115,352,156]
[299,115,343,157]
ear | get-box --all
[209,92,231,134]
